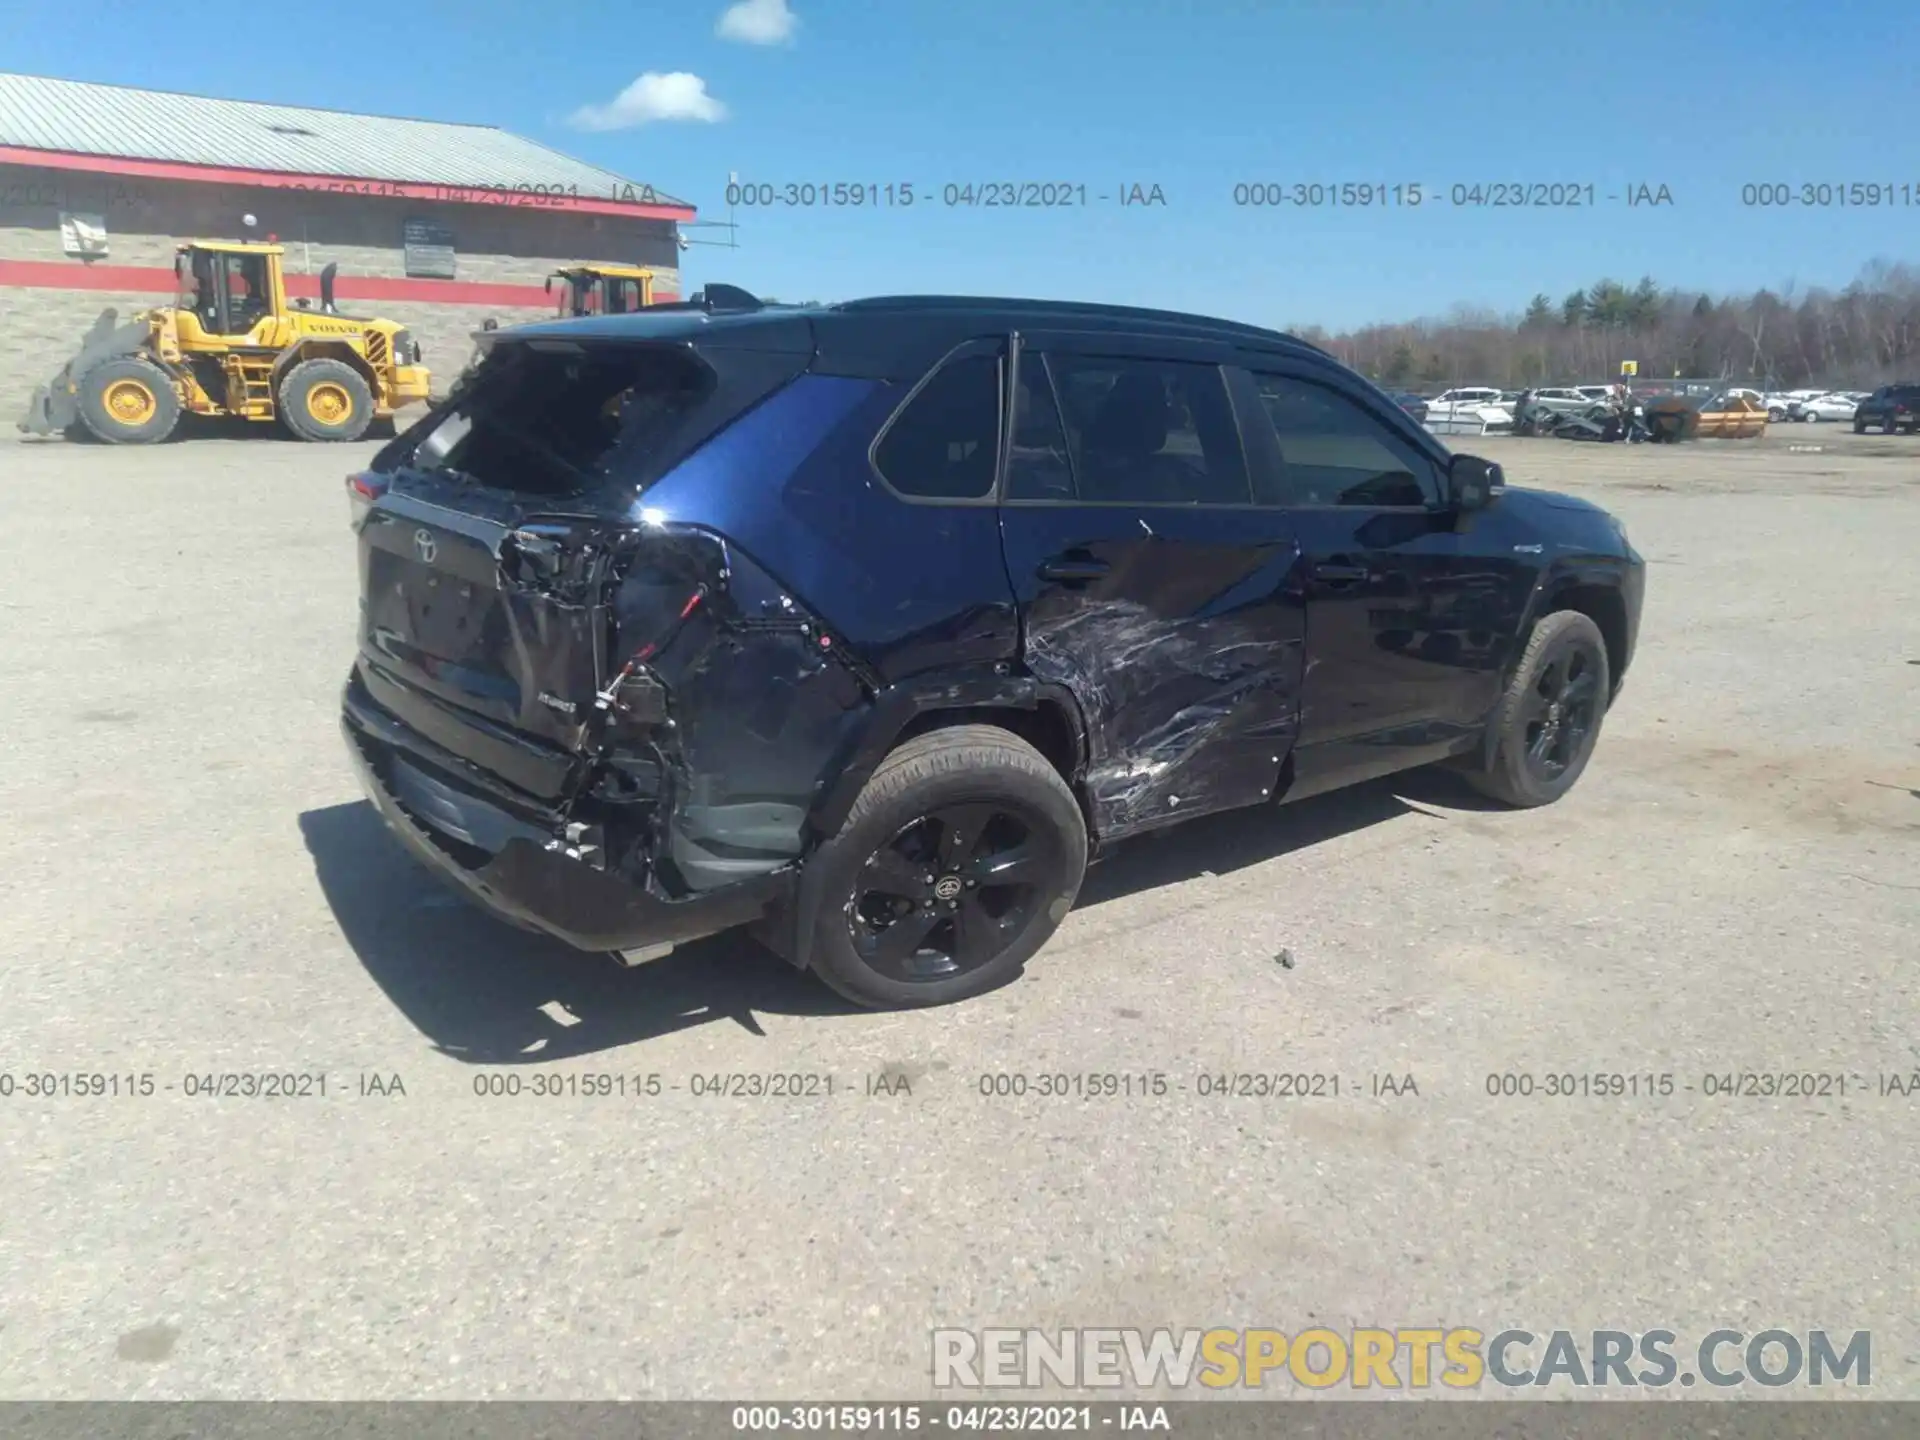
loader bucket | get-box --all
[16,308,150,436]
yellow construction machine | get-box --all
[20,241,431,444]
[545,263,658,318]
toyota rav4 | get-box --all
[341,288,1645,1009]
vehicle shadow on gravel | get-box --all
[1075,766,1505,908]
[301,768,1502,1060]
[300,800,857,1064]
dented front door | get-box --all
[999,335,1306,841]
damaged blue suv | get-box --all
[342,287,1644,1009]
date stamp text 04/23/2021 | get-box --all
[7,1067,1920,1103]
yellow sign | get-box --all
[1620,360,1639,376]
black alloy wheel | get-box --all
[1518,643,1603,785]
[848,802,1061,984]
[1461,610,1612,808]
[806,724,1088,1009]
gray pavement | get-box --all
[0,426,1915,1400]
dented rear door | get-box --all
[999,332,1306,840]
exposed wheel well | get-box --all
[1540,583,1629,696]
[894,703,1082,785]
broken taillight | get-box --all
[595,586,707,714]
[347,471,388,531]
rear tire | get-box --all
[1463,611,1611,809]
[279,358,374,442]
[806,725,1087,1010]
[1854,418,1867,434]
[78,357,180,444]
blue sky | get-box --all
[14,0,1917,330]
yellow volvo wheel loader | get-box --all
[19,242,432,444]
[545,263,658,318]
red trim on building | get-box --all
[0,146,697,222]
[0,258,679,309]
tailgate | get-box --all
[357,482,622,791]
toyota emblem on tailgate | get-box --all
[413,528,437,563]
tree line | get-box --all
[1286,258,1920,391]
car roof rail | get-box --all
[827,294,1317,347]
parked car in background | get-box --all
[1533,387,1603,415]
[1853,384,1920,433]
[1790,393,1859,423]
[1384,390,1429,422]
[1423,386,1514,435]
[1762,392,1801,421]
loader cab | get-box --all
[174,243,288,341]
[547,265,655,319]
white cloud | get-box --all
[568,73,728,130]
[717,0,798,45]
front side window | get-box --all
[872,353,1002,500]
[1247,372,1442,509]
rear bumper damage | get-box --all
[341,680,795,955]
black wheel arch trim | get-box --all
[1478,558,1637,769]
[779,667,1089,973]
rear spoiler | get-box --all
[642,284,764,315]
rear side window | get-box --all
[1037,354,1250,505]
[1005,352,1076,501]
[872,354,1002,499]
[1248,373,1440,508]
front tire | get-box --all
[1464,611,1611,808]
[806,725,1087,1010]
[78,357,180,444]
[279,358,374,442]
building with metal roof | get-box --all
[0,72,693,213]
[0,71,697,407]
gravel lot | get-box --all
[1,426,1915,1400]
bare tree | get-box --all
[1325,259,1920,389]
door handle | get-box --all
[1038,555,1111,582]
[1312,560,1372,585]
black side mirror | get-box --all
[294,297,311,309]
[544,275,554,294]
[1449,453,1503,512]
